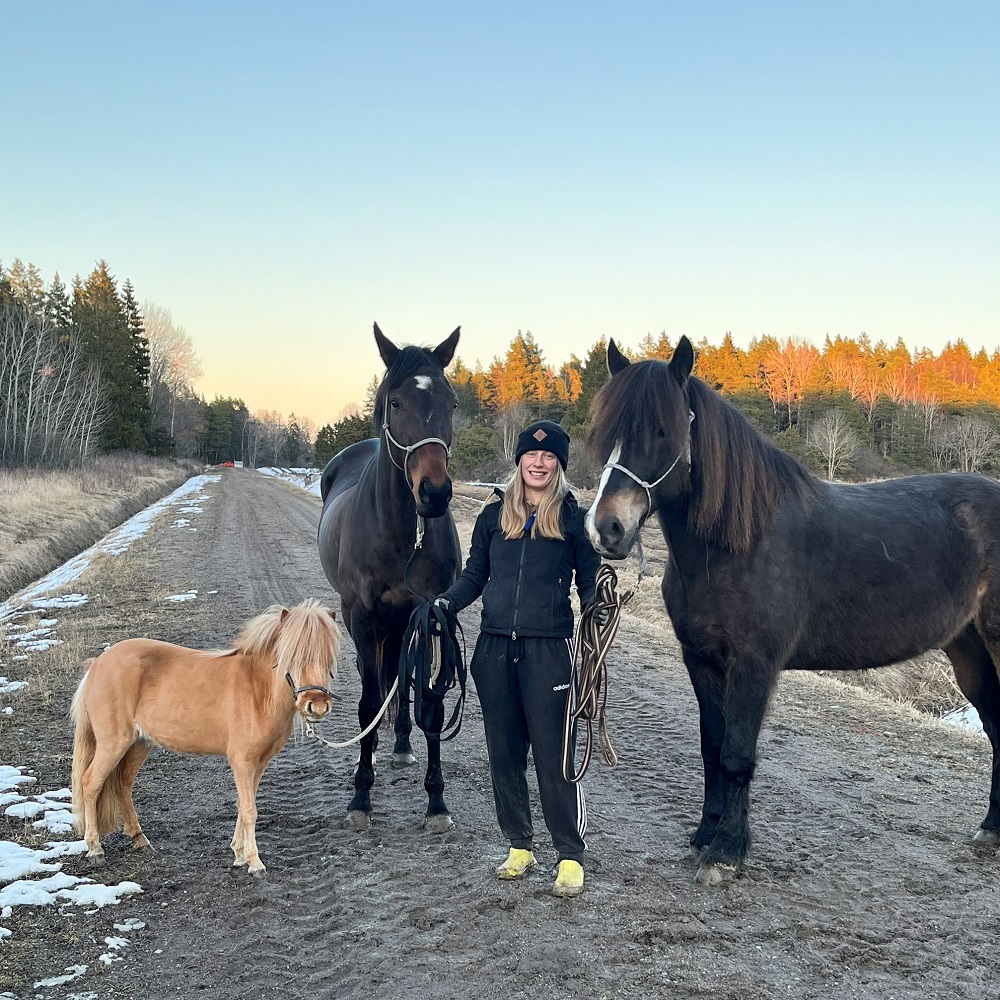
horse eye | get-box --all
[390,398,400,409]
[657,427,666,438]
[452,401,458,409]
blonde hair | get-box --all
[498,464,571,540]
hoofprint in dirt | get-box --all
[0,468,995,999]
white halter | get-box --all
[382,398,453,550]
[599,410,695,517]
[381,399,452,485]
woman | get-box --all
[435,419,601,898]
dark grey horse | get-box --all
[318,324,461,832]
[585,335,1000,885]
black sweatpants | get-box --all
[470,632,587,865]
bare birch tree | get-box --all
[0,301,106,465]
[806,409,860,480]
[496,402,530,462]
[144,300,203,440]
[934,414,1000,473]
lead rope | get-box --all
[399,599,467,742]
[302,677,399,751]
[561,547,646,783]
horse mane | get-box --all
[235,599,340,682]
[685,377,818,552]
[372,345,446,433]
[588,361,818,553]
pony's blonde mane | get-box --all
[235,599,341,686]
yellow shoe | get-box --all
[495,848,537,880]
[552,859,584,897]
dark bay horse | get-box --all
[318,324,461,832]
[585,335,1000,885]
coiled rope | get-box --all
[399,599,467,741]
[561,544,646,783]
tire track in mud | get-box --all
[30,469,997,1000]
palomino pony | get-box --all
[585,336,1000,885]
[318,324,462,832]
[71,600,341,876]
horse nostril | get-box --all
[605,517,625,545]
[418,478,452,510]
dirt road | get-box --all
[3,469,997,999]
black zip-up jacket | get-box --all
[439,489,601,639]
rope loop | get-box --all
[561,561,641,783]
[399,599,467,742]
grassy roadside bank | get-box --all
[0,454,201,602]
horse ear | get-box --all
[433,326,461,368]
[607,338,631,376]
[670,335,694,385]
[279,607,290,623]
[328,609,337,621]
[374,323,399,368]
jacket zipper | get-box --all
[511,532,529,640]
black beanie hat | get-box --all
[515,420,570,470]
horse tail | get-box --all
[377,641,400,724]
[70,663,125,837]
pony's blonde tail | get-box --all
[70,664,124,837]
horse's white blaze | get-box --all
[585,442,621,545]
[585,441,649,551]
[414,375,433,391]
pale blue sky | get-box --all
[3,3,997,426]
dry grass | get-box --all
[0,453,197,601]
[818,651,968,717]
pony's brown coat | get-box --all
[70,599,340,874]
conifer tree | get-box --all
[45,273,73,338]
[362,375,380,418]
[73,261,150,451]
[570,337,609,426]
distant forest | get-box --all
[4,257,997,481]
[0,259,313,468]
[318,327,1000,484]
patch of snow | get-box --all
[0,841,63,882]
[0,678,27,694]
[944,703,983,734]
[34,965,87,988]
[165,590,198,603]
[5,800,46,819]
[32,594,89,611]
[0,765,36,790]
[113,917,145,932]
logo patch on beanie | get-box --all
[533,428,547,442]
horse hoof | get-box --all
[972,828,1000,850]
[250,867,268,880]
[391,752,417,769]
[345,810,371,831]
[695,862,741,887]
[87,852,106,868]
[424,813,454,834]
[686,845,707,865]
[131,835,152,853]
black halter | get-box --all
[285,672,333,701]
